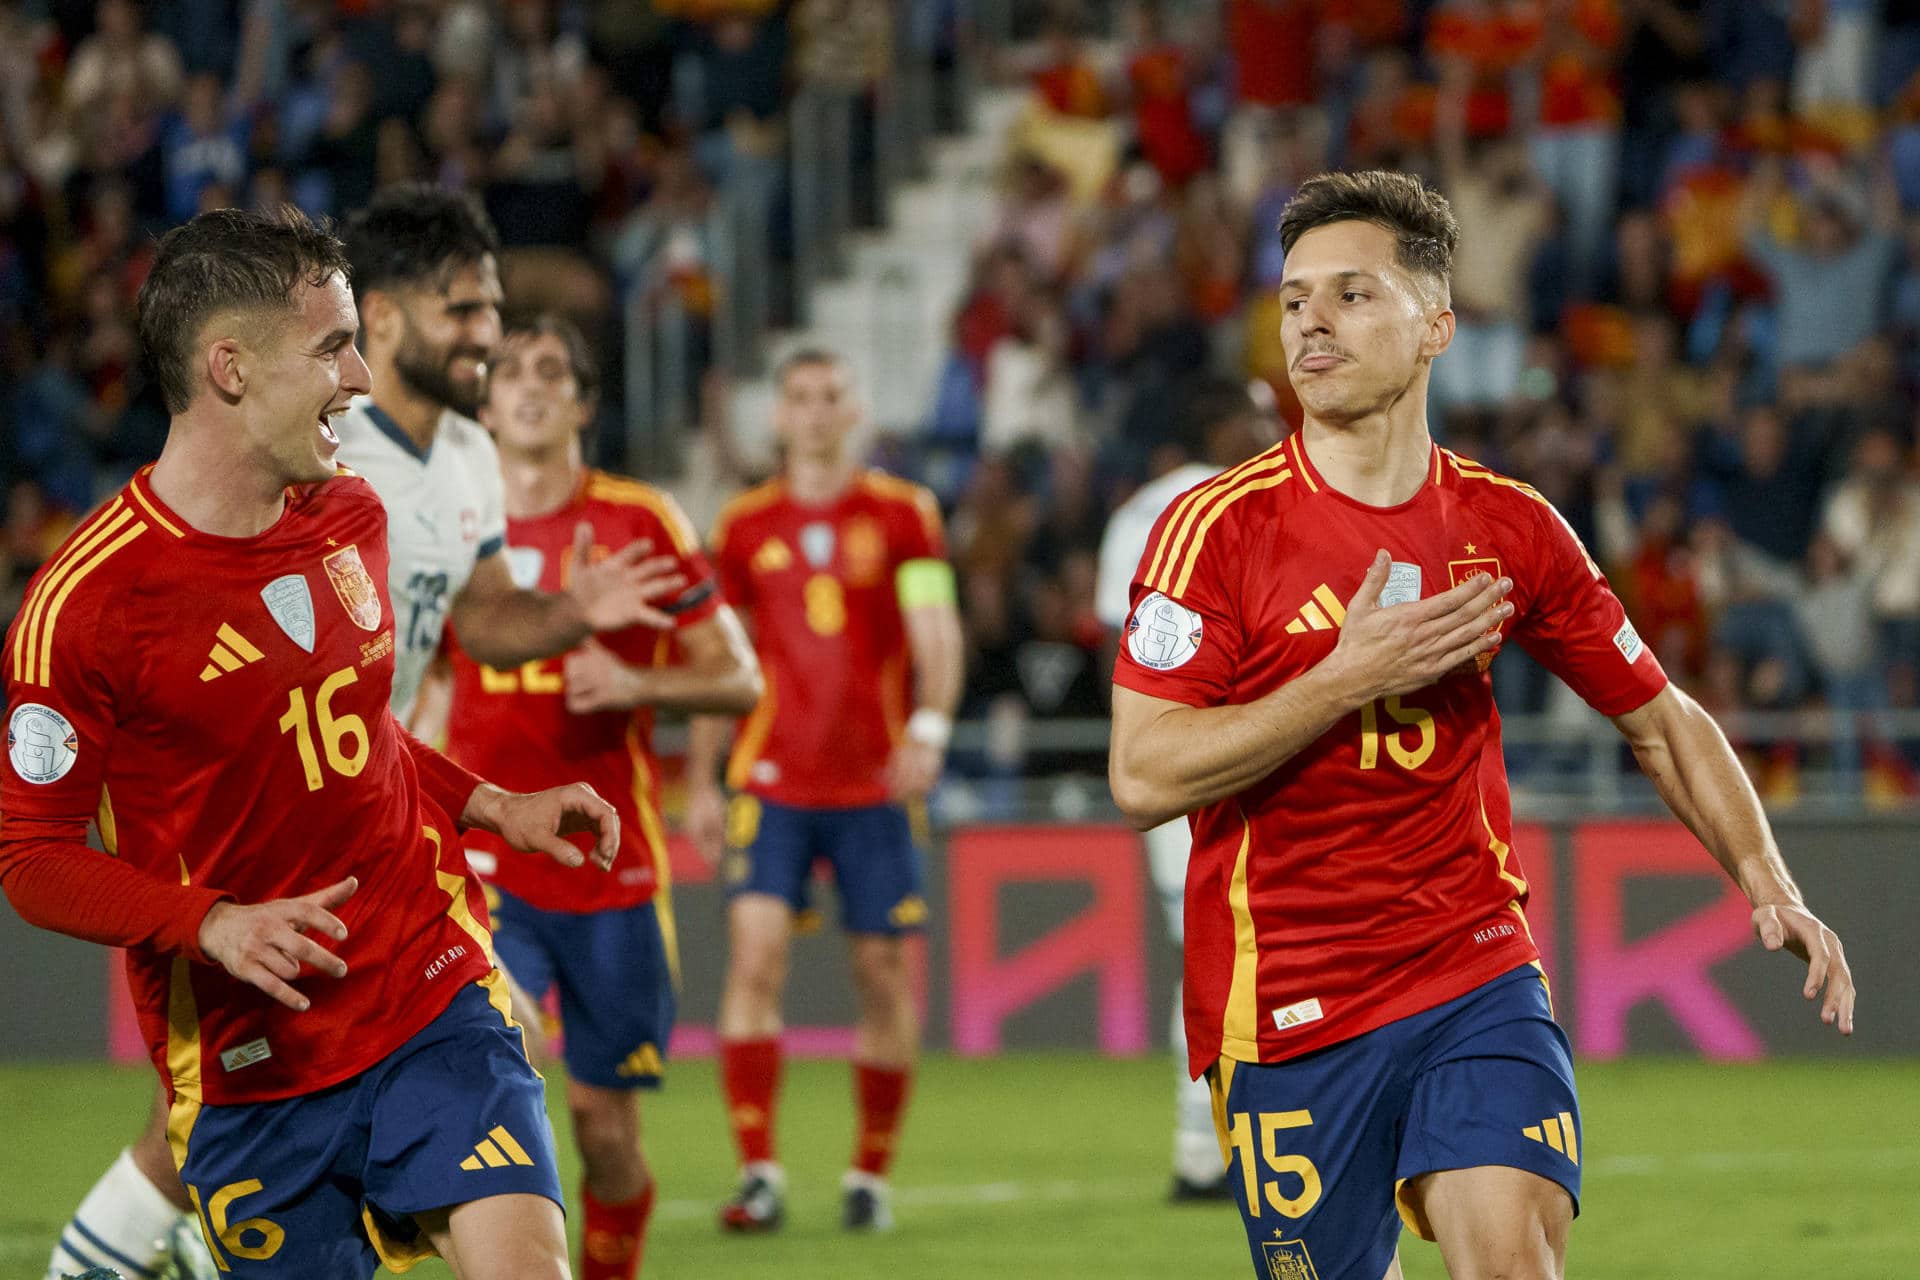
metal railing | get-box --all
[620,9,952,473]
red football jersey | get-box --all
[445,471,719,913]
[0,468,495,1105]
[712,471,946,808]
[1114,435,1668,1077]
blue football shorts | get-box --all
[170,972,559,1278]
[1208,964,1580,1279]
[720,794,928,935]
[488,885,677,1090]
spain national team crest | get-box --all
[1261,1238,1321,1280]
[323,544,383,632]
[260,574,316,652]
[844,516,887,585]
[1448,548,1507,671]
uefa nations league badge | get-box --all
[8,703,78,785]
[1126,591,1203,670]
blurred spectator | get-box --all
[1121,2,1209,187]
[163,73,250,223]
[1795,532,1884,780]
[1821,426,1920,702]
[1742,160,1902,371]
[63,0,184,120]
[1432,94,1553,414]
[984,285,1081,452]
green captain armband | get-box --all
[896,558,957,609]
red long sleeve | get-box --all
[0,814,228,962]
[399,726,485,830]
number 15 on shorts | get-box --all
[1226,1109,1322,1218]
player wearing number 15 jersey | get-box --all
[1,209,625,1280]
[1111,172,1855,1280]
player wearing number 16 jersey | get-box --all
[1111,172,1855,1280]
[2,209,624,1280]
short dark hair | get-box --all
[136,205,351,414]
[500,312,599,407]
[1277,170,1458,295]
[1170,375,1258,459]
[342,183,501,304]
[775,345,846,386]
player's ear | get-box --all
[360,289,398,349]
[1421,304,1456,362]
[204,334,247,404]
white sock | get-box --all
[1171,988,1225,1183]
[46,1148,181,1280]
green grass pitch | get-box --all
[3,1055,1916,1278]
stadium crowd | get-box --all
[5,0,1920,794]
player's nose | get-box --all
[341,341,373,396]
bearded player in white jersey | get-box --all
[43,187,680,1280]
[1093,374,1276,1203]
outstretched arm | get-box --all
[1613,684,1855,1034]
[449,528,686,669]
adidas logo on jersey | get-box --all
[1521,1112,1580,1165]
[199,624,265,682]
[1273,997,1324,1031]
[1282,586,1349,635]
[458,1125,537,1171]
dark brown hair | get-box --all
[501,312,600,407]
[137,205,351,413]
[1277,170,1458,294]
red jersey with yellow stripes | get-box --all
[712,470,945,808]
[444,470,719,912]
[1114,434,1667,1077]
[0,468,495,1105]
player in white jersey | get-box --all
[1093,375,1275,1202]
[336,184,681,724]
[43,187,679,1280]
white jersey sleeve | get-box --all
[1095,464,1221,631]
[332,398,506,720]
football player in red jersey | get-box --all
[439,315,761,1280]
[1,208,631,1280]
[1110,172,1855,1280]
[686,350,964,1233]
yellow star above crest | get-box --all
[1464,542,1478,555]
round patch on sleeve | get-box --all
[8,703,79,785]
[1126,592,1204,671]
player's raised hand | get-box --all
[565,522,686,633]
[470,780,621,871]
[1327,549,1512,702]
[686,783,727,866]
[563,637,642,714]
[1754,903,1856,1035]
[198,877,357,1012]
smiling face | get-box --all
[235,269,371,486]
[1278,219,1452,425]
[381,255,503,416]
[481,330,592,455]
